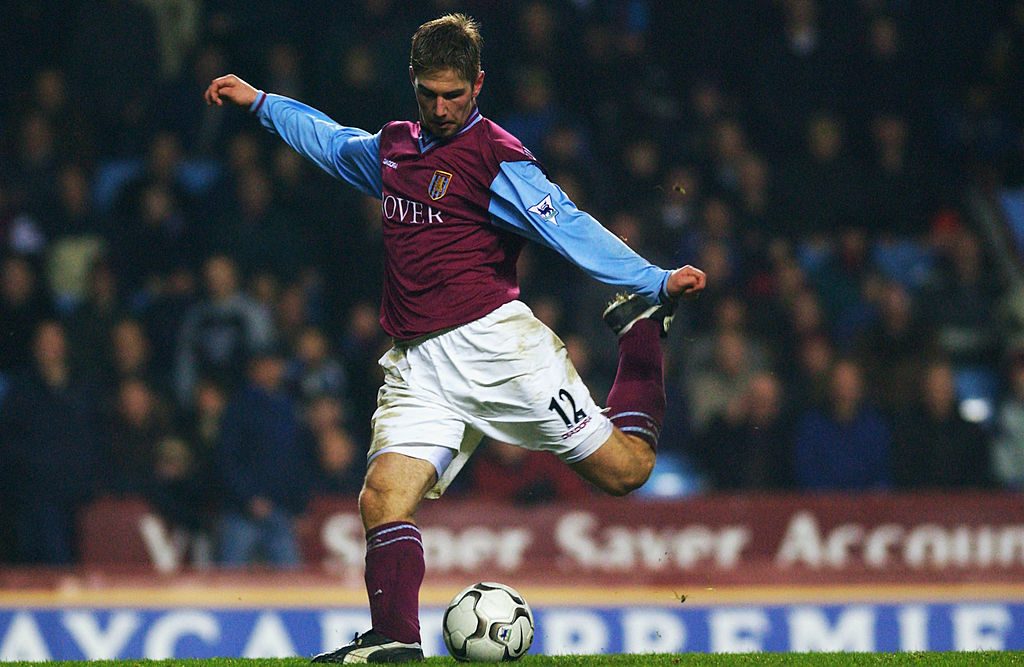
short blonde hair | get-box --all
[410,13,482,84]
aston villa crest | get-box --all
[428,170,453,200]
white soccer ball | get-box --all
[442,582,534,662]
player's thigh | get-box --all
[569,427,655,496]
[360,452,439,530]
[446,302,612,461]
[371,344,483,499]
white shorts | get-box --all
[368,300,612,498]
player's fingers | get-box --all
[207,75,239,103]
[204,80,225,105]
[683,265,707,289]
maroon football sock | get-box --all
[364,521,424,644]
[606,318,666,451]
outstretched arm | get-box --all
[204,74,383,198]
[488,160,706,304]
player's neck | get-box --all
[420,106,481,143]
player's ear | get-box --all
[473,70,485,99]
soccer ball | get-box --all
[442,582,534,662]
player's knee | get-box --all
[358,473,424,528]
[623,451,656,495]
[603,449,655,497]
[358,482,389,527]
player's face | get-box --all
[411,67,484,138]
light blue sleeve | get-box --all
[252,92,382,199]
[488,160,671,304]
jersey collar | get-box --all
[418,107,482,153]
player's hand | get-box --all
[666,265,707,299]
[204,74,259,108]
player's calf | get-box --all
[602,292,669,456]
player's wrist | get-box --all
[249,90,267,113]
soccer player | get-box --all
[204,14,706,663]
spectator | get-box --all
[806,228,872,342]
[313,424,364,496]
[774,112,868,238]
[0,255,54,374]
[753,0,842,152]
[465,440,591,505]
[209,168,304,281]
[153,43,238,156]
[174,254,275,405]
[271,144,333,237]
[694,372,794,491]
[994,355,1024,489]
[337,300,388,443]
[866,114,930,236]
[855,16,915,122]
[21,68,94,164]
[735,152,776,240]
[708,117,750,194]
[854,281,936,416]
[793,359,893,490]
[214,346,316,567]
[103,376,174,493]
[318,43,400,138]
[179,377,229,501]
[64,258,123,381]
[920,229,1000,367]
[892,361,993,489]
[289,326,347,405]
[303,392,361,495]
[11,114,61,220]
[109,318,157,387]
[788,332,835,408]
[0,321,102,563]
[47,162,105,241]
[687,329,761,433]
[500,67,560,156]
[114,181,196,292]
[44,165,108,311]
[274,280,312,349]
[680,293,771,383]
[651,163,702,252]
[139,264,197,384]
[148,435,210,546]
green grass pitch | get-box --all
[3,654,1023,666]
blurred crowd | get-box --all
[2,0,1024,567]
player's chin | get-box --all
[433,123,458,137]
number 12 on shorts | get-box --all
[548,388,587,428]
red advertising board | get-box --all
[77,492,1024,585]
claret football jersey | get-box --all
[252,92,671,340]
